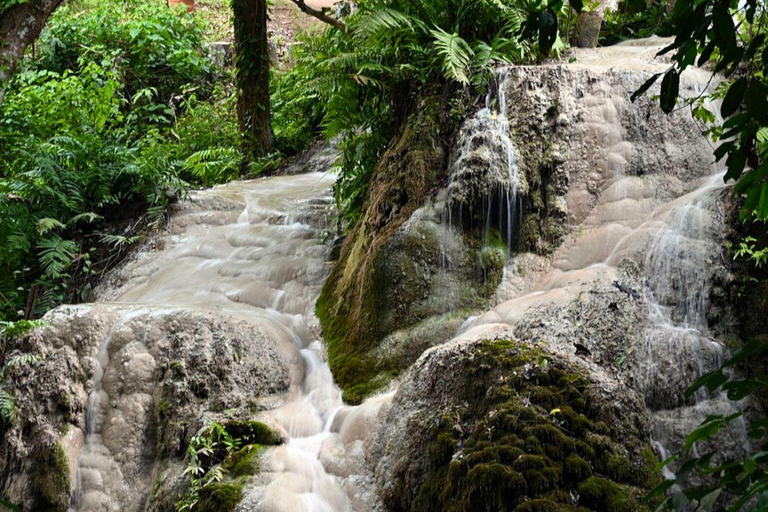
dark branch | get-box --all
[0,0,65,105]
[285,0,346,31]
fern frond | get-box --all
[0,387,16,425]
[4,354,43,372]
[36,217,66,235]
[99,233,141,250]
[36,235,78,278]
[68,212,103,225]
[430,28,475,85]
[355,8,413,40]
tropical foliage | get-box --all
[0,320,45,426]
[0,0,241,321]
[282,0,582,225]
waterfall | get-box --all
[63,172,382,512]
[634,172,750,471]
[443,74,521,253]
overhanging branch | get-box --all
[286,0,346,31]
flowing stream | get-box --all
[68,172,379,511]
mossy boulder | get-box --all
[30,441,70,512]
[317,98,514,404]
[197,482,244,512]
[371,339,659,512]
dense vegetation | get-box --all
[0,0,317,321]
[2,0,768,507]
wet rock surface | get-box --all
[364,39,743,510]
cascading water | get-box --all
[632,173,750,469]
[65,172,383,512]
[443,71,522,253]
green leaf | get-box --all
[684,414,741,452]
[698,40,716,67]
[36,217,65,236]
[721,78,748,118]
[660,69,679,114]
[0,497,22,512]
[745,80,768,125]
[430,28,475,85]
[631,73,662,102]
[538,8,558,56]
[697,488,721,510]
[712,4,737,56]
[725,145,747,182]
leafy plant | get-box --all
[629,0,768,220]
[0,319,45,425]
[733,235,768,268]
[176,422,241,512]
[648,340,768,510]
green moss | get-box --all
[513,498,573,512]
[222,445,264,477]
[477,245,506,296]
[196,482,244,512]
[31,441,70,512]
[603,453,632,482]
[449,463,528,511]
[389,339,654,512]
[563,454,592,485]
[578,476,644,512]
[341,379,386,405]
[223,420,281,445]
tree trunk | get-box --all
[0,0,64,105]
[233,0,272,172]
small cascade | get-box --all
[442,72,522,252]
[60,173,383,512]
[69,320,129,512]
[635,172,749,470]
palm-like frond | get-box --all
[430,28,475,85]
[36,235,78,278]
[36,217,65,235]
[355,8,414,40]
[0,387,16,425]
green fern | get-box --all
[36,235,79,279]
[4,354,42,372]
[36,217,66,236]
[0,387,16,425]
[99,233,142,250]
[355,8,414,39]
[68,212,103,225]
[183,148,242,187]
[430,28,475,85]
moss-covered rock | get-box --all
[222,445,264,478]
[196,482,244,512]
[316,99,466,404]
[223,420,282,446]
[374,339,659,512]
[31,441,70,512]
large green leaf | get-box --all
[631,73,662,102]
[660,69,679,114]
[538,8,558,56]
[721,77,748,118]
[745,80,768,125]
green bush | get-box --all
[0,0,221,320]
[36,0,211,130]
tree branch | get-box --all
[0,0,65,105]
[285,0,346,32]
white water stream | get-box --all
[68,172,383,512]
